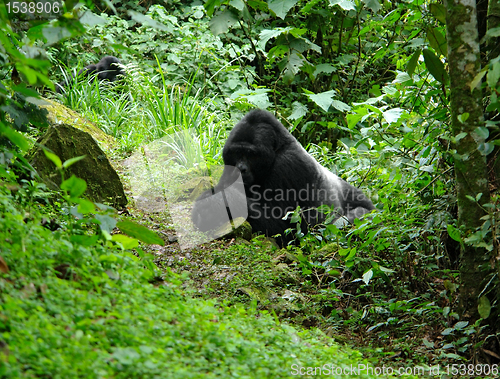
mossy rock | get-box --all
[27,123,127,208]
[213,217,252,241]
[39,98,117,152]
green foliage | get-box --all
[0,186,383,378]
[4,0,499,369]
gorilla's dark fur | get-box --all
[192,109,375,245]
[56,56,124,93]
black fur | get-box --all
[192,109,375,245]
[56,56,124,93]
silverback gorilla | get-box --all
[191,109,375,245]
[56,56,124,93]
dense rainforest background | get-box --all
[2,0,500,377]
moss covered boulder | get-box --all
[27,124,127,208]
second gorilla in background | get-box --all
[56,56,125,93]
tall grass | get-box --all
[55,59,229,163]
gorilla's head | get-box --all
[96,56,125,81]
[222,110,294,186]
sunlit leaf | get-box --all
[63,155,86,169]
[112,234,140,250]
[447,224,461,242]
[77,198,95,214]
[259,28,290,49]
[306,90,336,112]
[478,296,491,319]
[331,100,351,112]
[470,69,487,91]
[61,175,87,198]
[382,108,404,124]
[80,11,106,26]
[361,0,381,13]
[487,60,500,89]
[362,269,373,285]
[128,11,169,31]
[329,0,356,11]
[117,220,165,245]
[268,0,299,19]
[288,101,308,120]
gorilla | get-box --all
[191,109,375,246]
[56,56,124,93]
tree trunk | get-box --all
[445,0,490,318]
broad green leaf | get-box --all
[427,27,447,57]
[454,321,468,330]
[307,90,336,112]
[43,149,62,169]
[268,0,299,19]
[407,49,421,77]
[441,328,453,335]
[486,26,500,38]
[0,122,29,151]
[347,113,364,129]
[393,71,413,84]
[478,296,491,319]
[77,198,95,214]
[457,113,469,124]
[112,234,140,250]
[313,63,336,77]
[259,28,289,49]
[454,132,467,142]
[382,108,404,124]
[362,269,373,285]
[361,0,381,13]
[204,0,218,16]
[470,69,487,91]
[80,10,106,26]
[329,0,355,11]
[117,220,165,245]
[95,214,117,234]
[331,100,351,112]
[61,175,87,198]
[70,234,99,246]
[128,11,169,31]
[423,48,449,84]
[447,224,461,242]
[209,9,239,35]
[245,92,272,109]
[478,142,494,156]
[429,3,446,24]
[419,165,434,173]
[283,51,306,83]
[474,126,489,140]
[487,60,500,89]
[346,247,356,261]
[63,155,86,169]
[230,0,245,11]
[288,101,308,120]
